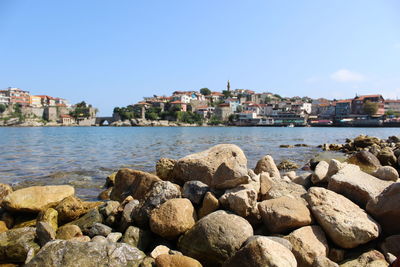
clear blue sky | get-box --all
[1,0,399,115]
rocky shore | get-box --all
[0,135,399,266]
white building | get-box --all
[0,91,10,105]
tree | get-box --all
[200,88,211,96]
[222,90,232,98]
[0,104,6,113]
[273,94,282,99]
[363,101,378,116]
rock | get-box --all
[258,196,312,234]
[280,144,294,148]
[87,223,112,237]
[155,254,202,267]
[0,227,40,263]
[0,221,8,234]
[329,248,345,263]
[353,135,381,148]
[198,192,219,219]
[133,181,181,227]
[156,158,176,181]
[219,186,257,218]
[2,185,74,213]
[311,161,329,184]
[285,225,329,267]
[56,225,83,240]
[366,183,400,234]
[182,181,209,205]
[380,235,400,264]
[313,256,339,267]
[97,187,112,200]
[339,250,388,267]
[178,210,253,266]
[70,236,91,242]
[24,240,146,267]
[141,257,156,267]
[98,200,120,217]
[110,168,161,202]
[119,199,140,232]
[91,235,107,243]
[254,155,281,178]
[292,173,312,187]
[260,174,307,202]
[212,162,250,189]
[121,226,151,251]
[150,198,196,239]
[55,196,100,223]
[306,187,380,248]
[1,213,14,229]
[104,172,117,188]
[265,236,293,251]
[37,208,58,231]
[328,164,393,207]
[66,208,103,234]
[106,232,122,242]
[0,184,12,203]
[325,159,346,181]
[36,221,56,246]
[347,151,381,173]
[150,245,171,258]
[277,160,299,170]
[222,236,297,267]
[377,147,397,167]
[372,166,399,181]
[172,144,248,187]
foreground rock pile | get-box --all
[0,140,399,266]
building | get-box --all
[4,87,30,106]
[335,99,352,117]
[0,91,10,105]
[352,94,384,115]
[170,101,187,112]
[30,95,42,107]
[195,106,215,119]
[384,100,400,114]
[60,114,75,125]
[36,95,57,106]
[215,103,232,121]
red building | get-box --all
[351,94,384,115]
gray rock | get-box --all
[0,227,40,263]
[107,232,122,242]
[121,226,152,251]
[87,223,112,237]
[67,208,103,234]
[182,181,209,205]
[91,235,107,243]
[98,201,120,217]
[25,240,146,267]
[36,221,56,246]
[119,199,140,232]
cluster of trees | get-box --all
[70,101,92,119]
[0,104,6,113]
[362,101,379,116]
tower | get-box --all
[227,80,231,92]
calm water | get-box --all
[0,127,398,199]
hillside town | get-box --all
[113,81,400,127]
[0,87,97,126]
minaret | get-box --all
[227,80,231,91]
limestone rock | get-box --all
[339,250,388,267]
[285,225,329,267]
[261,174,307,202]
[258,196,312,234]
[110,168,161,202]
[36,221,56,246]
[254,155,281,178]
[306,187,380,248]
[2,185,74,213]
[347,151,381,173]
[56,225,83,240]
[155,254,202,267]
[182,181,209,205]
[0,227,40,263]
[24,240,146,267]
[178,210,253,266]
[198,192,219,219]
[55,196,100,223]
[156,158,176,181]
[66,208,103,234]
[172,144,248,187]
[325,159,347,181]
[311,160,329,184]
[366,182,400,234]
[222,236,297,267]
[106,232,122,242]
[121,226,151,251]
[150,198,196,239]
[372,166,399,181]
[328,164,393,207]
[219,186,257,218]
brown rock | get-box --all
[198,192,219,219]
[380,235,400,264]
[311,161,329,184]
[0,184,12,203]
[258,196,312,234]
[285,225,329,267]
[97,187,112,200]
[219,186,257,218]
[372,166,399,181]
[37,208,58,231]
[347,151,381,173]
[156,158,176,181]
[56,224,83,240]
[254,155,281,178]
[340,250,388,267]
[55,196,100,223]
[155,254,202,267]
[110,168,161,202]
[0,221,8,234]
[377,147,397,167]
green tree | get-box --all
[0,104,6,113]
[200,88,211,96]
[273,94,282,99]
[363,101,378,116]
[386,109,395,116]
[222,90,232,98]
[236,105,243,112]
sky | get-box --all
[0,0,400,115]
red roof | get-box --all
[336,99,352,103]
[211,92,224,96]
[355,94,383,100]
[196,105,209,109]
[218,103,230,107]
[60,114,71,118]
[171,101,186,104]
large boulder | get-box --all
[24,240,146,267]
[172,144,248,188]
[2,185,74,213]
[149,198,196,240]
[366,183,400,234]
[254,155,281,178]
[222,236,297,267]
[219,186,257,218]
[178,210,253,266]
[328,164,393,207]
[306,187,380,249]
[258,196,312,234]
[285,225,329,267]
[110,169,161,202]
[0,227,40,263]
[347,151,381,173]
